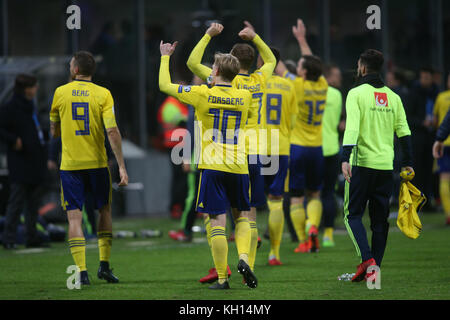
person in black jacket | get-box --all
[0,74,48,249]
[406,67,440,208]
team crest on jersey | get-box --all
[184,86,191,92]
[374,92,388,107]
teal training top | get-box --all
[322,86,343,157]
[343,83,411,170]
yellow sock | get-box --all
[98,231,112,262]
[210,226,228,282]
[324,227,334,241]
[248,221,258,271]
[268,199,284,260]
[234,217,251,264]
[440,179,450,218]
[307,198,323,228]
[204,216,212,248]
[68,237,87,272]
[290,203,306,242]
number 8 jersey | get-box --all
[49,79,117,170]
[284,72,328,147]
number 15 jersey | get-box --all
[285,73,328,147]
[49,79,117,171]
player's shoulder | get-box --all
[436,90,450,101]
[89,82,112,96]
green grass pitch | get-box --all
[0,211,449,300]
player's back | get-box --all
[181,84,251,174]
[50,80,116,171]
[264,75,297,155]
[290,76,328,147]
[232,72,267,154]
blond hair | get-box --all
[214,53,240,82]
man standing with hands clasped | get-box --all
[341,49,414,282]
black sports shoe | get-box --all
[98,262,119,283]
[208,281,230,290]
[237,259,257,289]
[80,270,90,285]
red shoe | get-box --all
[168,230,191,242]
[257,236,262,249]
[446,217,450,226]
[199,266,232,283]
[308,225,320,253]
[268,258,283,266]
[352,258,377,282]
[294,242,310,253]
[228,233,235,242]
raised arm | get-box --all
[186,23,223,81]
[159,41,180,96]
[292,19,312,56]
[238,21,276,79]
[160,41,201,107]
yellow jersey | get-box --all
[284,72,328,147]
[434,90,450,146]
[264,75,298,155]
[186,33,276,155]
[160,55,252,174]
[233,71,267,155]
[49,80,117,171]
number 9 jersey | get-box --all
[284,72,328,147]
[49,79,117,171]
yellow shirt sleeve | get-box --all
[49,88,61,123]
[433,93,444,123]
[102,90,118,129]
[252,34,276,80]
[159,55,202,106]
[186,34,213,81]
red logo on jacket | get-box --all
[374,92,388,107]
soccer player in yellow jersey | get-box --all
[275,19,328,253]
[433,73,450,225]
[159,41,256,289]
[49,51,128,285]
[256,47,298,265]
[187,22,276,275]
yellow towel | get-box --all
[397,170,426,239]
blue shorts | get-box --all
[289,145,324,196]
[248,155,266,207]
[196,169,250,215]
[60,167,112,211]
[264,155,289,196]
[437,147,450,173]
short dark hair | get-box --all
[359,49,384,73]
[270,47,281,65]
[73,51,96,76]
[284,60,297,74]
[302,55,323,81]
[324,63,339,78]
[230,43,255,71]
[14,74,37,95]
